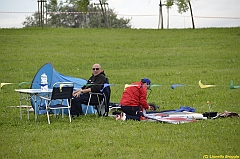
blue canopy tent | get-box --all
[30,63,95,114]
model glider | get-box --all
[149,84,162,89]
[171,84,187,89]
[142,109,203,124]
[0,83,14,89]
[100,83,114,92]
[124,84,139,90]
[199,80,216,88]
[18,82,31,88]
[230,80,240,89]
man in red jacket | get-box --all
[117,78,151,121]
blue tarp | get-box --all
[30,63,95,114]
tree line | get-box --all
[23,0,194,29]
[23,0,131,28]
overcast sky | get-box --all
[0,0,239,29]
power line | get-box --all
[1,11,240,20]
[172,15,240,19]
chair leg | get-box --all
[85,106,88,115]
[67,100,72,123]
[46,108,50,124]
[96,95,101,116]
[97,104,105,116]
[86,94,92,115]
[99,104,104,116]
[37,99,41,121]
[68,108,71,123]
[95,105,100,116]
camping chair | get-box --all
[38,82,74,124]
[85,78,111,116]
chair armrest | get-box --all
[39,96,51,101]
[89,92,103,95]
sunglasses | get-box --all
[92,68,100,71]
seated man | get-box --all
[117,78,151,121]
[71,63,106,117]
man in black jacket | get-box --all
[71,63,106,117]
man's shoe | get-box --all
[115,114,120,120]
[116,112,126,121]
[120,112,126,121]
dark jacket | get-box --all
[82,71,106,93]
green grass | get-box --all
[0,27,240,159]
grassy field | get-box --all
[0,27,239,159]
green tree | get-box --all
[22,12,39,27]
[22,0,131,28]
[158,0,174,29]
[157,0,195,29]
[175,0,195,29]
[88,4,131,28]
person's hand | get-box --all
[72,91,77,97]
[73,89,82,97]
[75,92,81,98]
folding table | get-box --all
[15,89,52,120]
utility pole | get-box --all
[37,0,46,28]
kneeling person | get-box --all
[118,78,151,121]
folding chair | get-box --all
[39,82,74,124]
[85,78,111,116]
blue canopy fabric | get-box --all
[30,63,94,114]
[31,63,87,90]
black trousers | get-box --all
[70,93,90,116]
[120,106,143,121]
